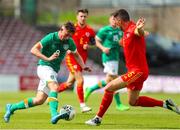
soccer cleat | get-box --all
[85,117,101,126]
[84,87,92,102]
[116,104,130,111]
[51,109,69,124]
[81,105,92,113]
[4,104,13,123]
[165,99,180,114]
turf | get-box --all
[0,91,180,129]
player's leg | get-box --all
[84,79,107,102]
[48,81,71,124]
[85,76,127,126]
[57,72,75,92]
[85,61,115,101]
[128,88,180,114]
[128,88,163,107]
[57,55,76,92]
[84,62,110,101]
[37,65,69,124]
[75,71,92,113]
[114,92,129,111]
[105,74,129,111]
[4,89,47,123]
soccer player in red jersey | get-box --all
[57,9,95,113]
[85,9,180,126]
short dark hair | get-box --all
[110,11,117,17]
[77,8,88,14]
[114,9,130,22]
[64,22,76,34]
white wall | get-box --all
[0,74,19,91]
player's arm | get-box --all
[134,17,149,37]
[95,36,110,54]
[72,50,91,72]
[30,42,58,61]
[85,36,96,49]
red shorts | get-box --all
[65,54,82,73]
[121,71,148,90]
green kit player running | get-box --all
[85,13,129,111]
[4,22,91,124]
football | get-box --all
[60,105,76,121]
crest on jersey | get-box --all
[126,33,130,38]
[73,65,78,69]
[50,75,55,80]
[85,32,90,37]
[63,44,69,50]
[109,32,113,35]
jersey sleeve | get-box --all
[40,33,53,47]
[89,29,96,45]
[69,38,77,52]
[96,27,106,42]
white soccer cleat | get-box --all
[85,117,101,126]
[81,105,92,113]
[164,99,180,114]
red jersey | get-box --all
[121,21,149,74]
[67,24,95,63]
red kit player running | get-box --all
[57,9,95,113]
[85,9,180,126]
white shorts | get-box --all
[37,65,58,95]
[103,61,119,75]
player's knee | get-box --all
[34,98,45,105]
[66,82,73,88]
[104,82,114,92]
[128,100,136,106]
[76,79,83,85]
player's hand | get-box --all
[83,44,89,50]
[83,66,92,72]
[48,51,59,61]
[136,17,145,29]
[103,47,110,54]
[144,31,150,37]
[67,50,72,54]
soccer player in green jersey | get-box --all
[84,13,129,111]
[3,22,91,124]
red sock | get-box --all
[97,90,114,118]
[135,96,163,107]
[76,83,84,103]
[57,82,68,92]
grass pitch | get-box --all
[0,91,180,129]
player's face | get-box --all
[60,26,72,40]
[77,12,88,26]
[109,16,116,28]
[114,17,123,29]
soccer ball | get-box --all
[60,105,75,121]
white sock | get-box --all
[163,101,167,108]
[95,115,102,121]
[80,103,86,107]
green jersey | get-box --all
[96,25,123,63]
[38,32,76,72]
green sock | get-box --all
[114,93,122,106]
[90,80,107,92]
[10,97,34,113]
[49,91,58,118]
